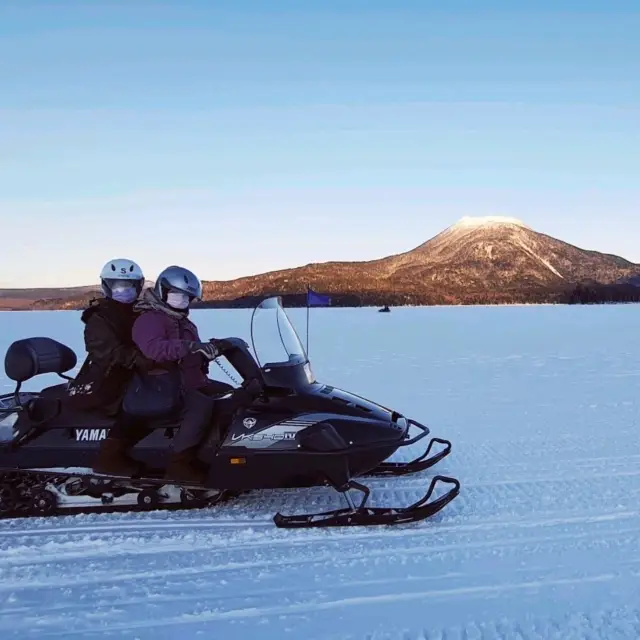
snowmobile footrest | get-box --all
[272,475,460,528]
[368,437,452,477]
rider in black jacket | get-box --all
[67,258,152,475]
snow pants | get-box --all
[171,380,234,453]
[111,379,234,453]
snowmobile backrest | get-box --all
[4,337,77,383]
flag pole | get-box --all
[305,284,310,357]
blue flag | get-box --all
[307,288,331,307]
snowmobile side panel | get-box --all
[208,448,354,492]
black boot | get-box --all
[92,437,144,477]
[164,446,207,484]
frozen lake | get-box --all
[1,303,640,639]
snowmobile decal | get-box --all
[230,431,297,442]
[228,420,315,447]
[75,428,109,442]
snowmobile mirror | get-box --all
[4,338,77,384]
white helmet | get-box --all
[99,258,145,300]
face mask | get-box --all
[111,285,137,304]
[166,291,190,309]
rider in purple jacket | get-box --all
[131,265,234,483]
[132,294,210,390]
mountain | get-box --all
[0,285,100,300]
[380,216,636,291]
[0,282,154,310]
[3,217,639,310]
[199,216,640,306]
[0,285,101,310]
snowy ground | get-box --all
[1,304,640,639]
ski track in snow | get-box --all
[1,306,640,638]
[2,433,640,639]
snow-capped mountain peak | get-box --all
[451,216,530,230]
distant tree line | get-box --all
[21,283,640,310]
[566,283,640,305]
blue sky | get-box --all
[1,0,639,287]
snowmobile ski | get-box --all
[273,475,460,528]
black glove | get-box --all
[134,354,157,372]
[188,341,221,361]
[208,337,250,353]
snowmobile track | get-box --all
[0,469,236,521]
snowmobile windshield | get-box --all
[250,297,308,368]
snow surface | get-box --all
[2,304,640,639]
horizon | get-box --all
[1,214,639,290]
[1,1,639,288]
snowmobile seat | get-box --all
[9,382,181,439]
[15,382,236,433]
[4,338,176,429]
[5,338,237,446]
[20,387,183,432]
[40,383,72,398]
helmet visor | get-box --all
[159,277,202,300]
[103,278,143,295]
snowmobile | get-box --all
[0,296,459,528]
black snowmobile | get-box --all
[0,296,459,528]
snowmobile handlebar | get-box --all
[213,337,264,385]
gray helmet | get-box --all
[154,265,203,302]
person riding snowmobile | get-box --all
[131,265,249,483]
[67,258,149,414]
[66,258,155,476]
